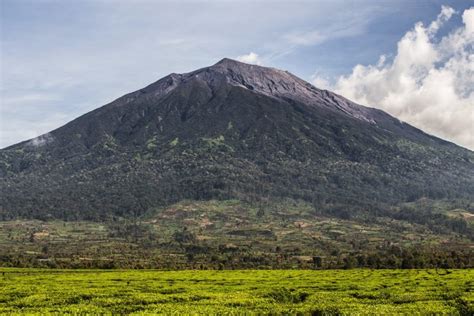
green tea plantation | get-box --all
[0,269,472,315]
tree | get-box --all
[172,227,196,244]
[313,256,323,268]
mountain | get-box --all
[1,58,473,221]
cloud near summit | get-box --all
[236,52,263,65]
[313,6,474,150]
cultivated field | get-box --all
[0,268,472,314]
[1,199,472,269]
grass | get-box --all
[0,268,472,314]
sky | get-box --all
[1,0,473,150]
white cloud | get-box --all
[464,8,474,33]
[310,73,332,90]
[28,133,54,148]
[315,6,474,150]
[427,5,456,34]
[236,52,263,65]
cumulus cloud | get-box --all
[313,6,474,150]
[236,52,263,65]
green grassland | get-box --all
[0,269,472,315]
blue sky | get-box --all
[1,0,473,149]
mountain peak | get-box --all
[2,57,473,221]
[204,58,314,98]
[200,58,377,123]
[213,57,243,66]
[210,57,280,74]
[112,58,380,125]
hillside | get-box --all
[1,58,473,268]
[1,58,473,221]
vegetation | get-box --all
[1,60,473,220]
[0,199,472,269]
[0,268,472,314]
[0,60,473,313]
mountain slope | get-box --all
[1,58,473,220]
